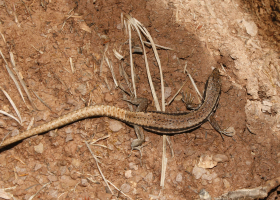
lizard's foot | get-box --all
[181,92,200,110]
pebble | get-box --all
[34,163,42,171]
[213,154,229,163]
[176,173,183,182]
[11,129,19,137]
[144,172,153,183]
[198,155,217,169]
[129,162,138,170]
[108,120,123,132]
[120,183,130,193]
[125,170,132,178]
[243,20,258,36]
[192,165,206,179]
[71,158,81,168]
[34,143,44,154]
[65,134,73,142]
[79,179,89,187]
[0,119,7,127]
[164,87,172,99]
[199,189,212,200]
[223,179,231,189]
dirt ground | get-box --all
[0,0,279,199]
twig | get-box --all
[85,141,113,194]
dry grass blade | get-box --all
[0,32,6,44]
[0,49,26,104]
[126,20,137,97]
[10,51,37,109]
[89,135,110,144]
[100,43,109,76]
[166,79,188,106]
[0,110,21,124]
[0,87,22,125]
[113,49,124,60]
[105,56,118,87]
[107,180,133,200]
[69,57,75,73]
[28,182,51,200]
[133,17,165,111]
[85,141,113,195]
[143,41,173,50]
[184,65,202,101]
[32,90,51,111]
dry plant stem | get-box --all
[10,52,37,109]
[107,180,133,200]
[85,141,113,195]
[0,87,22,124]
[0,49,26,104]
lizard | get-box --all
[0,68,225,150]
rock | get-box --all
[192,165,206,179]
[128,162,138,170]
[108,120,123,132]
[144,172,153,183]
[65,134,73,142]
[198,155,217,169]
[223,179,231,189]
[199,189,212,200]
[243,20,258,36]
[71,158,81,168]
[11,129,19,137]
[176,173,183,182]
[48,175,58,182]
[164,87,172,99]
[79,179,89,187]
[213,154,229,163]
[120,183,130,193]
[125,170,132,178]
[34,163,42,171]
[34,143,44,154]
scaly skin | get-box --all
[0,68,221,149]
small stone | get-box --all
[223,179,231,189]
[108,120,123,132]
[76,84,87,95]
[71,158,80,168]
[243,20,258,36]
[125,170,132,178]
[65,134,73,142]
[48,175,58,182]
[48,189,58,198]
[79,179,89,187]
[49,131,57,137]
[199,189,211,200]
[116,23,122,30]
[11,129,19,137]
[213,154,229,163]
[144,172,153,183]
[65,127,73,134]
[164,87,172,99]
[192,165,206,179]
[176,173,183,182]
[120,183,130,193]
[198,155,217,169]
[34,143,44,154]
[128,162,138,170]
[34,163,42,171]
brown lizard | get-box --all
[0,68,224,149]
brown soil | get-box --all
[0,0,279,199]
